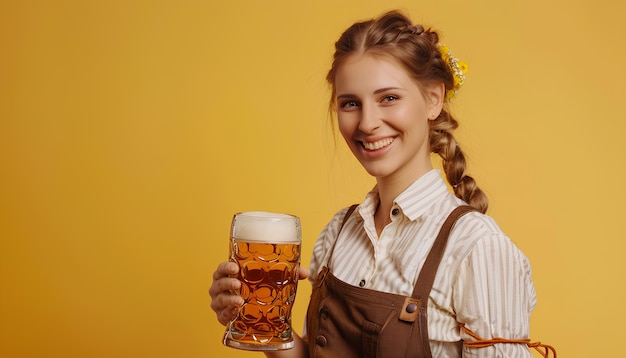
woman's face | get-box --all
[334,54,443,183]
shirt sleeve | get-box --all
[454,232,537,358]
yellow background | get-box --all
[1,1,625,357]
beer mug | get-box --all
[223,211,301,351]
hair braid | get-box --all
[430,111,488,213]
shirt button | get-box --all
[315,335,328,347]
[391,208,399,215]
[359,279,366,287]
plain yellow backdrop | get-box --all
[1,0,625,357]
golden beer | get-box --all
[223,212,301,351]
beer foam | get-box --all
[232,211,301,243]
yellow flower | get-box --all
[458,61,469,74]
[438,44,468,100]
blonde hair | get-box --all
[327,10,488,213]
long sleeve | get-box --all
[454,232,536,357]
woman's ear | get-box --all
[425,82,445,120]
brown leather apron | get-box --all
[306,205,474,358]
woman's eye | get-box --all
[381,95,398,102]
[340,100,359,108]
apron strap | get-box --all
[404,205,476,358]
[411,205,475,299]
[325,204,358,268]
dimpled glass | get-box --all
[223,212,301,351]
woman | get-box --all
[210,10,540,357]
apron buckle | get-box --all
[399,297,421,322]
[315,266,329,288]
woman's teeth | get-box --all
[362,138,394,150]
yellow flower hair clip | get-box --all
[438,44,468,100]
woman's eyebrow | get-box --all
[373,87,402,94]
[336,93,357,99]
[337,87,403,99]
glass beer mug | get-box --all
[223,211,301,351]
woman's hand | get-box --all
[209,261,244,326]
[209,262,310,326]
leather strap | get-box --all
[325,204,358,268]
[462,324,557,357]
[411,205,475,358]
[412,205,475,300]
[341,205,358,232]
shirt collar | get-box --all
[358,169,452,222]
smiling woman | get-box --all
[3,0,625,357]
[210,9,553,358]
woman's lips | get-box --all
[362,137,394,150]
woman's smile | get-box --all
[361,137,395,151]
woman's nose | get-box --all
[358,102,381,133]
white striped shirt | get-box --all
[309,169,536,357]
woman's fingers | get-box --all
[209,262,239,294]
[212,261,239,280]
[210,290,244,325]
[208,275,240,298]
[209,261,243,326]
[298,266,309,281]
